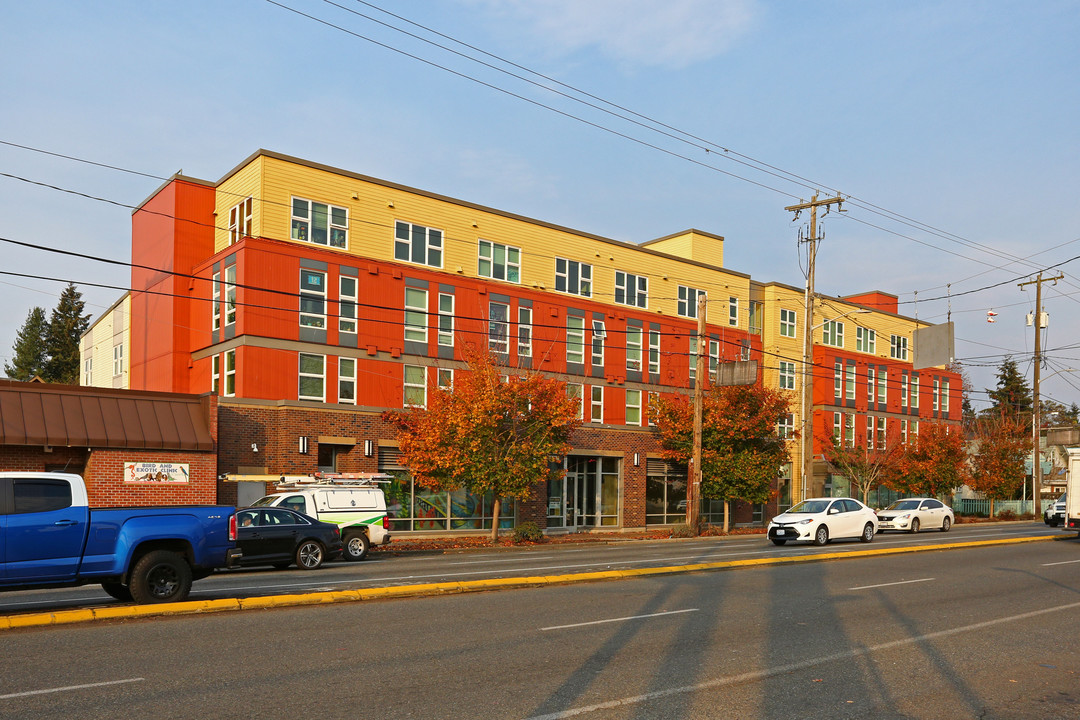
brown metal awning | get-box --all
[0,380,214,451]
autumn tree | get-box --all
[44,284,90,384]
[4,306,49,380]
[968,414,1029,516]
[652,383,791,532]
[384,344,580,540]
[821,431,902,507]
[889,421,969,498]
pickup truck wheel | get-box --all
[295,540,325,570]
[343,532,370,562]
[129,550,192,604]
[101,582,132,602]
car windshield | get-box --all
[886,500,921,511]
[788,500,831,514]
[250,495,277,507]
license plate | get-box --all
[775,529,787,536]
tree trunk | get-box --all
[723,500,729,533]
[989,498,995,519]
[490,496,502,542]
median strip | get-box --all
[0,534,1063,631]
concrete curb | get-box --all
[1,533,1066,631]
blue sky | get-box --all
[1,0,1079,409]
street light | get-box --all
[799,306,871,503]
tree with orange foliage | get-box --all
[652,383,791,531]
[384,344,581,541]
[889,421,969,498]
[821,431,903,507]
[968,413,1029,516]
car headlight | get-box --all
[899,513,911,519]
[797,518,815,525]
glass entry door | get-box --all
[547,457,620,529]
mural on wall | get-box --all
[124,462,190,484]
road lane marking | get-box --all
[523,599,1080,720]
[1042,559,1080,566]
[849,578,935,590]
[0,678,144,700]
[541,609,699,631]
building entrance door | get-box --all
[547,456,619,529]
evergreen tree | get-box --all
[43,284,91,384]
[985,357,1032,419]
[4,306,49,380]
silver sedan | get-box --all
[876,498,953,533]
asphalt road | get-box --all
[0,522,1064,615]
[0,526,1075,716]
[1,525,1079,719]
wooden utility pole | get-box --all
[688,294,707,530]
[1018,271,1062,519]
[784,194,843,503]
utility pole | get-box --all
[1018,271,1062,519]
[688,293,707,530]
[785,193,843,503]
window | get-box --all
[566,383,584,419]
[438,294,454,347]
[846,364,856,400]
[822,320,844,348]
[338,276,357,334]
[942,379,950,413]
[292,197,347,248]
[777,413,794,439]
[517,307,532,358]
[890,334,908,361]
[779,361,796,390]
[403,365,427,407]
[844,413,855,448]
[13,479,72,514]
[710,340,720,383]
[300,269,326,329]
[780,308,797,338]
[224,349,236,396]
[933,378,940,412]
[615,271,648,308]
[84,357,92,386]
[901,372,909,407]
[394,220,442,267]
[866,415,874,446]
[489,302,509,354]
[833,412,842,442]
[901,419,909,444]
[478,240,520,283]
[626,389,642,426]
[404,287,428,344]
[911,375,920,409]
[626,327,642,372]
[113,344,123,376]
[437,367,453,389]
[212,270,221,331]
[223,265,236,327]
[591,320,605,366]
[877,369,887,405]
[298,353,325,401]
[555,258,592,297]
[729,297,739,326]
[211,355,220,394]
[566,316,585,365]
[229,197,253,245]
[749,301,763,335]
[876,416,886,449]
[678,286,704,318]
[648,392,658,426]
[867,368,875,404]
[339,358,355,404]
[689,335,698,383]
[856,327,875,354]
[590,385,603,423]
[648,330,660,375]
[834,362,842,399]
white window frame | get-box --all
[834,361,842,399]
[867,367,875,404]
[933,378,940,412]
[833,412,842,442]
[291,197,347,248]
[555,257,592,297]
[822,320,844,348]
[113,344,123,376]
[901,373,909,407]
[856,326,875,354]
[298,353,325,402]
[229,197,253,245]
[648,330,660,375]
[300,269,327,329]
[477,240,520,283]
[942,378,950,413]
[844,412,855,448]
[709,339,720,383]
[779,308,797,338]
[845,364,856,401]
[338,357,356,404]
[590,385,603,423]
[212,270,221,332]
[437,367,453,389]
[615,271,648,309]
[566,383,584,420]
[567,316,585,365]
[404,287,428,344]
[877,369,887,405]
[489,301,510,354]
[403,365,427,407]
[678,286,704,318]
[517,307,532,358]
[435,293,454,347]
[84,357,92,386]
[911,375,920,409]
[339,276,357,334]
[876,416,886,450]
[777,413,794,439]
[728,297,738,326]
[625,389,642,426]
[890,334,909,361]
[689,335,698,383]
[224,349,236,397]
[211,355,219,395]
[591,320,605,367]
[394,220,443,268]
[866,415,874,446]
[223,264,236,327]
[626,327,642,372]
[778,361,796,390]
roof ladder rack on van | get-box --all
[272,472,394,490]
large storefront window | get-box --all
[547,456,620,528]
[645,459,687,525]
[380,448,515,532]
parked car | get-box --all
[768,497,877,546]
[876,498,954,533]
[1044,493,1066,527]
[235,507,342,570]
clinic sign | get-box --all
[124,462,190,484]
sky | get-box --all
[1,0,1079,411]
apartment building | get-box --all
[82,149,959,531]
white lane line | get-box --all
[450,555,560,565]
[849,578,935,591]
[541,609,699,632]
[1042,559,1080,566]
[0,678,145,700]
[524,599,1080,720]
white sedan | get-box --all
[768,497,878,546]
[876,498,954,533]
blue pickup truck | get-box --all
[0,472,241,604]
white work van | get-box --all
[251,474,392,561]
[1065,449,1080,535]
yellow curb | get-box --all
[0,534,1062,631]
